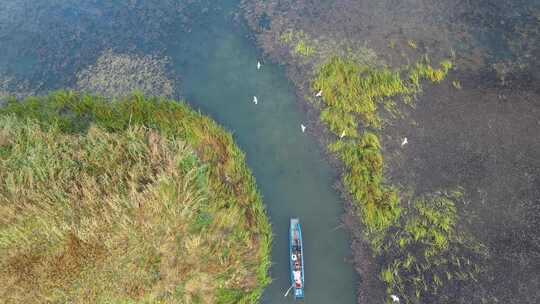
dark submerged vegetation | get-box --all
[75,50,175,99]
[0,92,271,303]
[0,0,214,96]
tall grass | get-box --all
[0,92,271,303]
[312,56,452,247]
[312,56,449,131]
[328,133,400,251]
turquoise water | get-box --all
[168,2,356,303]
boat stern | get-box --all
[294,287,304,299]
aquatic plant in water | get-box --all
[314,57,414,129]
[381,191,489,303]
[294,40,316,57]
[0,73,39,101]
[312,55,488,303]
[76,50,175,99]
[328,134,400,251]
[314,57,453,248]
[280,29,316,58]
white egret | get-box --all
[316,90,323,97]
[253,96,258,104]
[257,61,261,70]
[390,294,400,303]
[301,124,306,133]
[401,137,408,147]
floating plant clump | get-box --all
[76,50,175,99]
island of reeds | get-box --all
[0,91,271,303]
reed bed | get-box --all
[0,92,271,304]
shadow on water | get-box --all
[167,1,357,303]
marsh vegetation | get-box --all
[0,92,271,303]
[242,0,540,303]
[311,55,488,303]
[1,0,539,303]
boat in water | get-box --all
[289,217,305,299]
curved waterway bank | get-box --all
[167,1,357,303]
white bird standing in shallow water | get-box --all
[340,130,346,139]
[300,124,306,133]
[316,90,323,97]
[401,137,408,147]
[257,61,261,70]
[390,294,400,303]
[253,96,258,104]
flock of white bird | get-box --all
[253,60,408,147]
[256,61,404,303]
[253,62,260,105]
[254,60,309,133]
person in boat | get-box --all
[293,269,302,287]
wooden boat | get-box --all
[289,217,305,299]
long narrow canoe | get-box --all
[289,217,305,299]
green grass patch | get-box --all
[313,57,414,129]
[0,92,271,304]
[328,133,400,251]
[313,57,454,250]
[313,57,452,130]
[409,59,453,86]
[280,29,316,58]
[381,192,488,302]
[294,40,315,57]
[312,56,486,302]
